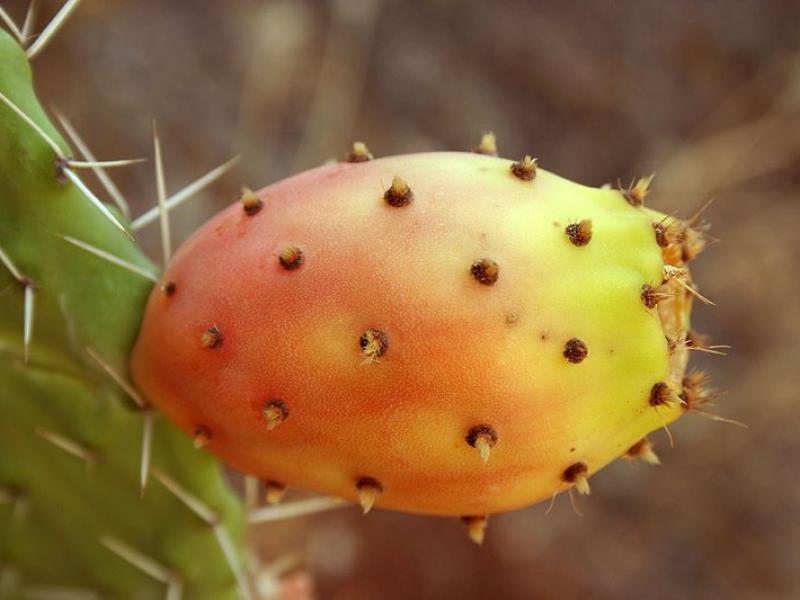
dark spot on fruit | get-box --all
[240,187,263,215]
[562,462,588,483]
[511,155,537,181]
[653,222,668,247]
[565,219,593,246]
[465,425,498,448]
[193,426,211,449]
[279,245,304,270]
[360,329,389,361]
[201,325,223,349]
[345,142,373,163]
[262,398,289,430]
[356,476,383,493]
[641,284,666,309]
[563,338,588,363]
[473,132,497,156]
[384,176,414,207]
[649,382,672,407]
[470,258,499,285]
[161,280,177,296]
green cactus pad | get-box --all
[0,29,247,598]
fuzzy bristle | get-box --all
[200,326,223,349]
[383,176,414,207]
[359,328,389,363]
[473,132,498,156]
[461,515,488,545]
[565,219,593,246]
[193,426,211,449]
[262,399,289,431]
[264,481,286,505]
[240,186,263,216]
[626,438,660,465]
[562,462,590,495]
[345,141,373,163]
[510,155,537,181]
[355,477,383,514]
[466,425,498,464]
[470,258,499,286]
[619,174,654,207]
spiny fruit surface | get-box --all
[132,151,703,517]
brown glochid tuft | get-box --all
[278,245,304,270]
[563,338,588,363]
[193,426,211,449]
[240,186,263,216]
[201,325,223,349]
[473,132,498,156]
[649,382,672,407]
[161,280,177,296]
[653,221,669,247]
[262,398,289,430]
[465,424,498,449]
[345,141,373,163]
[562,461,588,483]
[384,176,414,207]
[641,284,660,309]
[619,175,654,207]
[511,155,537,181]
[566,219,593,246]
[360,328,389,361]
[470,258,499,286]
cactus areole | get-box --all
[131,150,709,517]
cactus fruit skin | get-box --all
[132,151,699,517]
[0,29,244,597]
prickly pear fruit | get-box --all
[131,150,708,517]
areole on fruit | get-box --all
[130,145,710,531]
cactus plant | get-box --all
[1,3,726,597]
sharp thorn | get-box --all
[60,234,159,282]
[26,0,85,60]
[249,496,344,524]
[85,346,147,408]
[244,475,259,511]
[152,469,218,525]
[100,536,174,584]
[0,6,24,43]
[53,108,132,218]
[140,411,154,494]
[67,158,147,169]
[152,121,171,266]
[21,0,39,41]
[212,523,253,600]
[131,156,240,231]
[61,167,133,240]
[36,428,95,465]
[0,89,64,157]
[22,284,34,364]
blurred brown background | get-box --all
[5,0,799,598]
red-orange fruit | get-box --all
[131,151,706,516]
